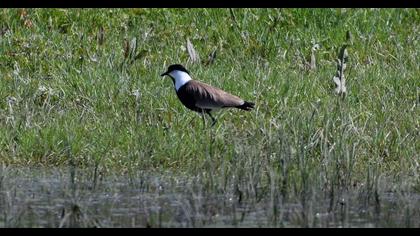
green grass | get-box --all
[0,8,419,226]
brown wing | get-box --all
[184,80,244,109]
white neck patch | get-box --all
[169,70,192,91]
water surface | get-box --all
[0,167,418,227]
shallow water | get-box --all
[0,167,419,227]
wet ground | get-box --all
[0,166,419,227]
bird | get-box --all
[160,64,255,126]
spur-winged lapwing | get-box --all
[161,64,255,126]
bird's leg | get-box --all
[206,110,217,127]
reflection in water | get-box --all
[0,167,419,227]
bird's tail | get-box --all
[236,101,255,111]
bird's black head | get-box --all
[161,64,190,77]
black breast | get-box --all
[176,82,203,113]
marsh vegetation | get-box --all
[0,8,419,227]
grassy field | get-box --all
[0,8,419,227]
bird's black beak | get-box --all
[161,71,168,77]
